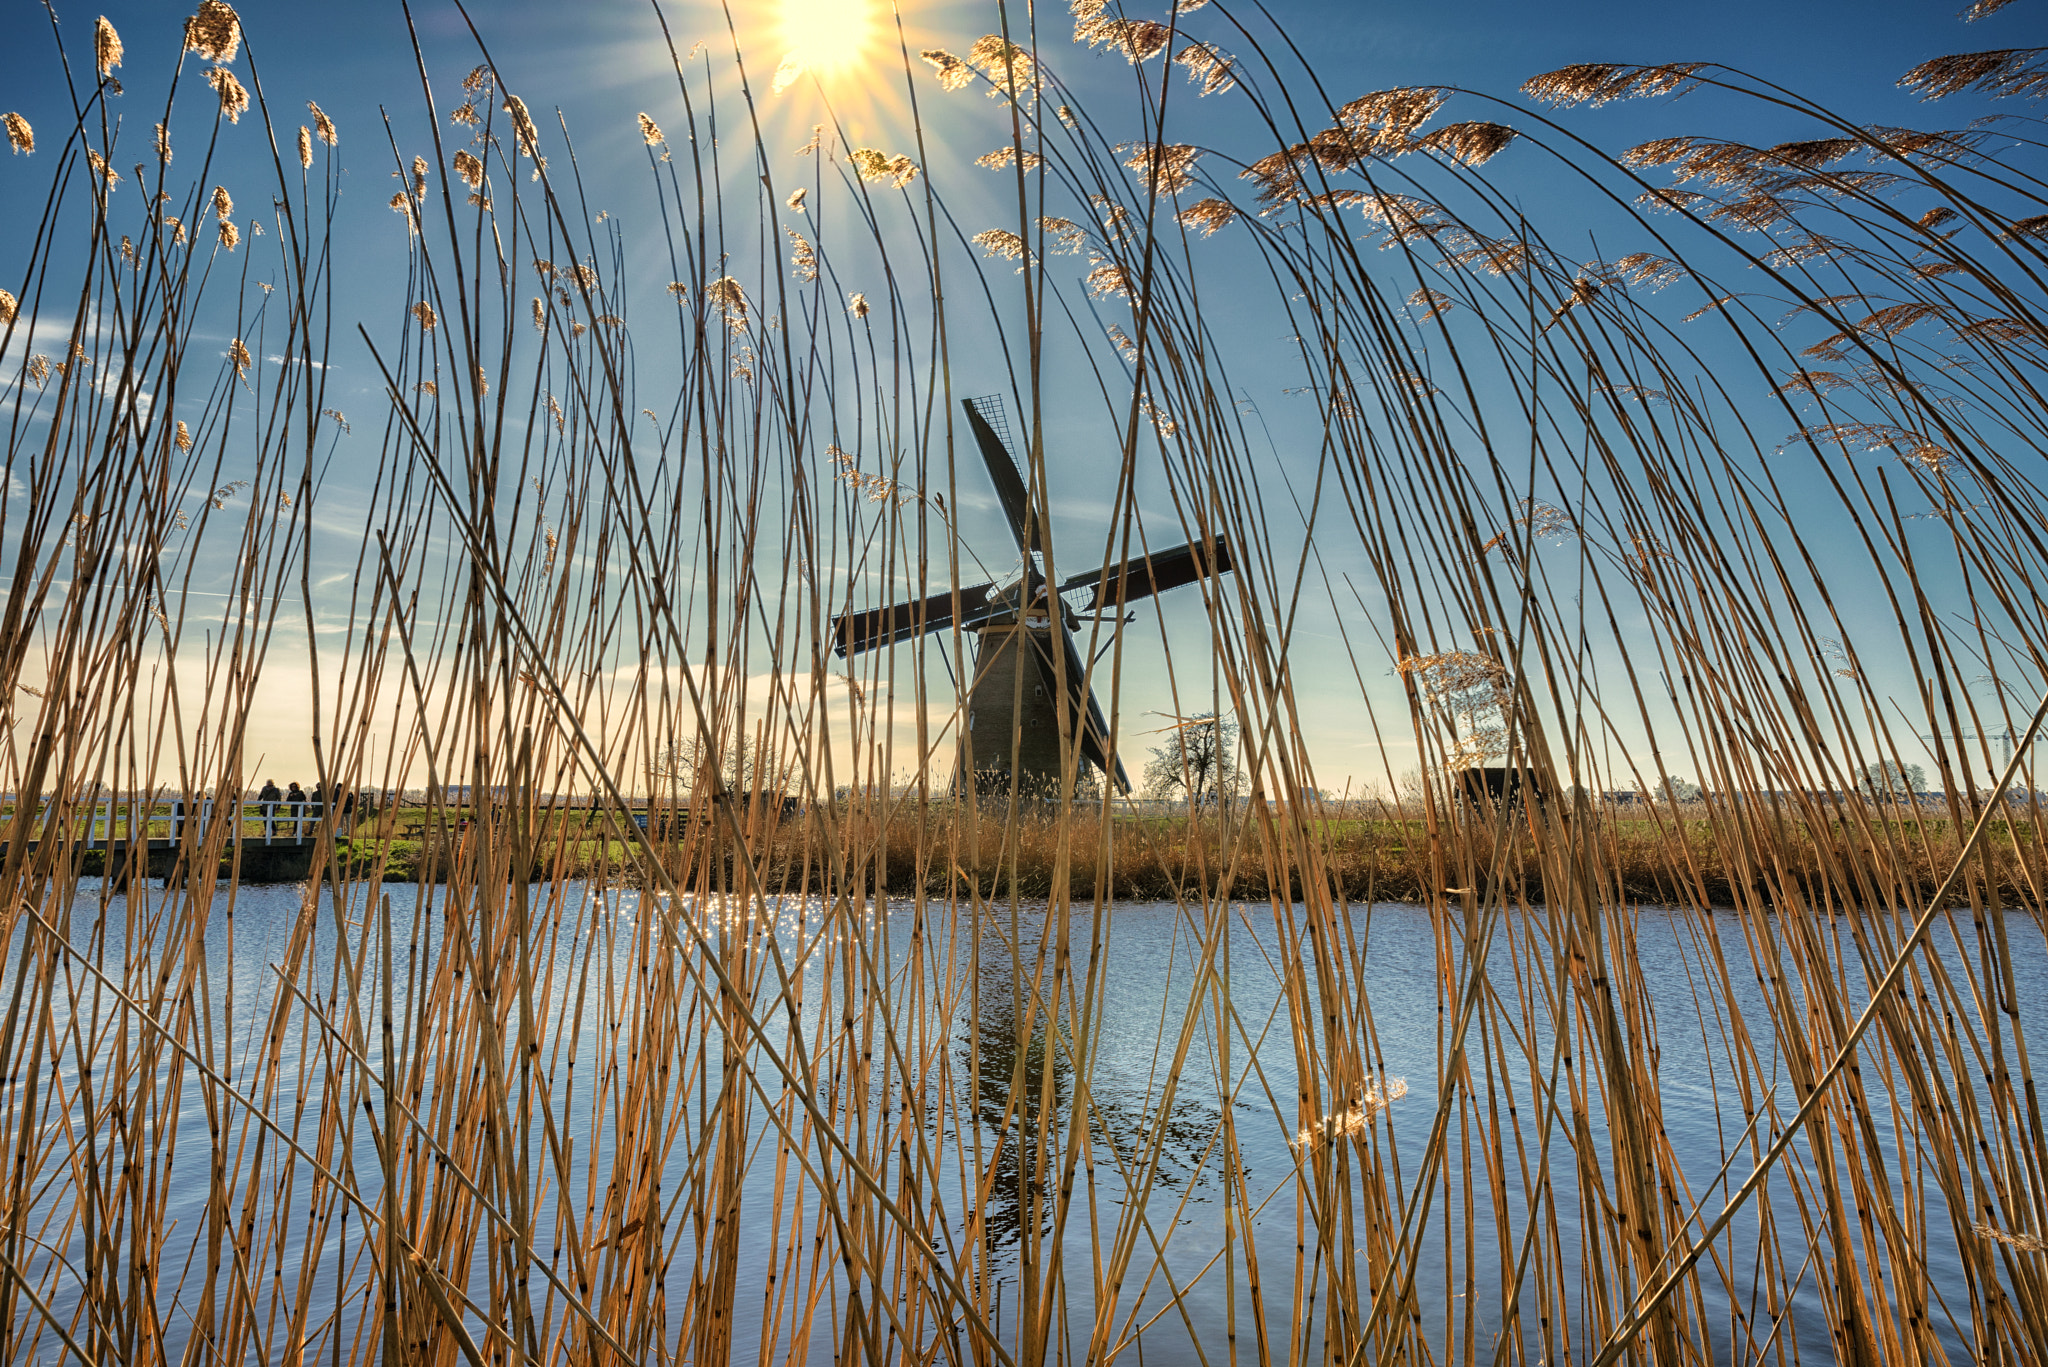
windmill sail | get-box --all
[1026,623,1131,793]
[963,396,1046,561]
[1058,537,1234,613]
[832,582,1002,657]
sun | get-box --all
[773,0,881,93]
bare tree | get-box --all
[653,732,802,801]
[1143,712,1242,808]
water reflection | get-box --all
[959,914,1224,1264]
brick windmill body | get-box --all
[832,396,1234,798]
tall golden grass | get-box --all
[0,2,2045,1364]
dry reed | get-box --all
[0,2,2043,1365]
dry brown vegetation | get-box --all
[2,2,2048,1365]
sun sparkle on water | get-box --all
[774,0,879,93]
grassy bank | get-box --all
[296,798,2048,912]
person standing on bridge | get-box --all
[256,778,283,839]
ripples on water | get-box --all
[9,881,2043,1365]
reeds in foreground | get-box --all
[0,2,2043,1364]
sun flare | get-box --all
[774,0,879,93]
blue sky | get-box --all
[1,0,2039,795]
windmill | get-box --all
[831,396,1234,797]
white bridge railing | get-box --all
[7,799,339,847]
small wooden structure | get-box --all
[1454,766,1553,813]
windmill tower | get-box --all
[832,396,1234,797]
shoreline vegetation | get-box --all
[5,0,2048,1363]
[59,796,2048,909]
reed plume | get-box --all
[93,15,121,78]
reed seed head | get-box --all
[705,276,748,329]
[638,112,664,145]
[1037,216,1085,254]
[217,220,238,251]
[296,126,311,167]
[206,67,248,123]
[388,191,416,232]
[0,290,14,326]
[3,113,30,155]
[972,229,1027,262]
[228,338,250,380]
[462,63,492,92]
[1444,232,1533,275]
[1900,48,2048,100]
[503,94,541,160]
[1419,121,1517,166]
[1522,60,1706,107]
[921,49,974,91]
[174,419,192,450]
[85,149,120,189]
[412,302,436,329]
[211,185,233,222]
[453,149,484,188]
[1974,1221,2047,1252]
[976,146,1044,171]
[1123,142,1201,195]
[787,229,817,282]
[1085,261,1132,299]
[308,101,336,146]
[411,154,428,198]
[94,17,123,79]
[1295,1079,1408,1150]
[26,355,49,388]
[850,147,913,185]
[1174,198,1237,237]
[847,292,869,318]
[1353,192,1450,242]
[1075,8,1172,63]
[1407,287,1454,321]
[967,35,1035,91]
[183,0,241,62]
[1339,86,1448,142]
[1174,41,1236,96]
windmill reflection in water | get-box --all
[833,396,1235,799]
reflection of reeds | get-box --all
[1,1,2047,1364]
